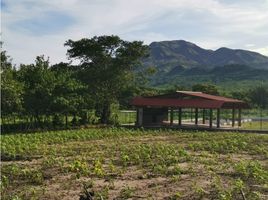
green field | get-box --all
[1,128,268,199]
[242,121,268,130]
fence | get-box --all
[118,109,268,130]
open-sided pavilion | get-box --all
[130,91,250,128]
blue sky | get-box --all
[1,0,268,65]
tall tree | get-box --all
[65,35,149,123]
[17,56,55,125]
[249,85,268,129]
[1,51,23,125]
[249,85,268,109]
[50,62,89,126]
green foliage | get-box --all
[234,161,268,184]
[93,159,105,177]
[1,51,23,119]
[168,192,183,200]
[0,175,9,192]
[51,64,88,117]
[1,36,149,131]
[1,164,44,186]
[118,186,135,199]
[192,83,219,95]
[68,159,90,179]
[18,56,54,118]
[52,114,64,127]
[230,90,249,102]
[65,35,149,124]
[248,85,268,109]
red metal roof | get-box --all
[131,97,224,109]
[130,91,249,109]
[176,91,243,102]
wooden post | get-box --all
[137,108,143,126]
[217,108,220,128]
[209,109,213,128]
[238,108,242,127]
[178,108,182,126]
[195,108,198,125]
[232,108,235,127]
[136,108,139,126]
[65,114,68,128]
[170,108,174,126]
[202,109,205,124]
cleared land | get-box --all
[1,128,268,200]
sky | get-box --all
[1,0,268,66]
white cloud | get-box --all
[2,0,268,65]
[245,44,256,48]
[252,47,268,56]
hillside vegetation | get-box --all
[144,40,268,70]
[142,40,268,88]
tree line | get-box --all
[1,35,268,133]
[1,35,153,132]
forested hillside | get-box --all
[142,40,268,89]
[144,40,268,69]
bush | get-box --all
[52,114,63,127]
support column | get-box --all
[170,108,174,126]
[195,108,198,125]
[202,109,205,124]
[238,108,241,127]
[136,108,139,126]
[232,108,235,127]
[178,108,182,126]
[217,108,220,128]
[137,108,143,126]
[209,109,213,128]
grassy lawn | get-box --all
[241,121,268,130]
[1,128,268,199]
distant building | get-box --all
[131,91,249,128]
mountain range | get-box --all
[144,40,268,69]
[142,40,268,90]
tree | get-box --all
[249,86,268,109]
[17,56,55,126]
[50,62,89,127]
[249,85,268,129]
[192,83,219,95]
[65,35,149,124]
[1,51,23,125]
[230,90,249,102]
[118,66,157,109]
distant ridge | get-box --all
[143,40,268,70]
[141,40,268,88]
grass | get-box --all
[241,121,268,130]
[1,128,268,199]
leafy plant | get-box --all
[68,160,89,179]
[234,161,268,184]
[118,186,135,199]
[93,159,105,177]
